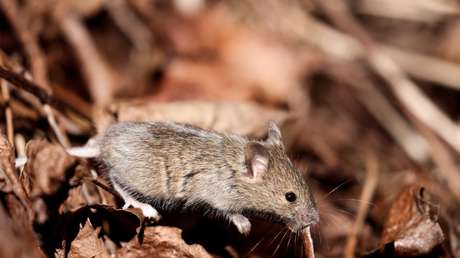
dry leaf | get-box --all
[117,226,212,258]
[66,219,109,258]
[102,100,289,138]
[0,205,45,258]
[24,139,76,196]
[160,4,318,104]
[380,185,444,256]
[0,135,44,257]
[53,205,143,257]
[0,133,14,193]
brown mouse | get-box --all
[81,121,319,235]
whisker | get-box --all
[335,198,376,207]
[300,232,304,258]
[293,231,298,254]
[268,229,284,247]
[322,213,342,229]
[323,180,352,200]
[246,226,277,257]
[247,235,266,256]
[272,229,288,258]
[286,231,293,251]
[332,206,355,217]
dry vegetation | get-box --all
[0,0,459,257]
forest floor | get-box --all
[0,0,459,257]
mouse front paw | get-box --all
[230,214,251,235]
[123,198,161,222]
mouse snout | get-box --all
[296,207,320,227]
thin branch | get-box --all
[326,62,429,162]
[0,66,91,121]
[1,80,14,145]
[53,3,115,106]
[0,0,50,91]
[43,105,70,148]
[105,0,153,51]
[344,154,379,258]
[411,116,460,203]
[382,45,460,91]
[302,226,315,258]
[313,0,460,154]
[0,134,32,217]
[355,0,459,23]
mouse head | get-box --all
[237,122,319,232]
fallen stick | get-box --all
[344,155,379,258]
[302,226,315,258]
[313,0,460,154]
[0,66,91,121]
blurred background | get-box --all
[0,0,459,257]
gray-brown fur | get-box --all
[98,121,319,233]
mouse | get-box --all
[73,121,319,235]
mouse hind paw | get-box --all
[123,199,161,221]
[114,182,161,221]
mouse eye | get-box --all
[285,192,297,203]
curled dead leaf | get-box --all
[380,185,444,256]
[23,139,76,196]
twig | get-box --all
[87,177,123,200]
[313,0,460,154]
[53,3,115,106]
[0,0,50,91]
[0,66,91,121]
[0,134,32,217]
[302,227,315,258]
[368,51,460,152]
[105,0,153,51]
[1,80,14,145]
[381,45,460,91]
[43,104,70,147]
[355,0,459,23]
[326,62,429,162]
[411,115,460,202]
[344,154,379,258]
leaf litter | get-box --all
[0,0,459,257]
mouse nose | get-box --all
[297,206,320,226]
[309,209,320,225]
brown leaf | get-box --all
[24,139,76,196]
[0,133,33,221]
[380,185,444,256]
[0,135,44,257]
[160,4,319,105]
[52,205,143,257]
[0,134,14,193]
[65,218,109,258]
[103,100,289,138]
[117,226,212,258]
[0,204,45,258]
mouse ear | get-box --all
[267,121,282,145]
[244,143,269,182]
